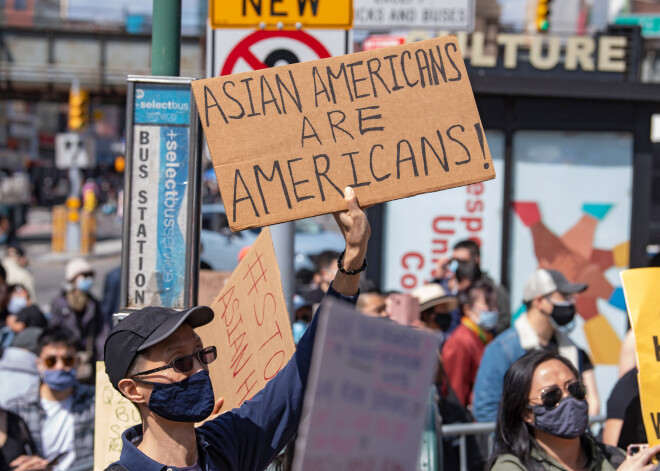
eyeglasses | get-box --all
[131,346,217,378]
[43,355,76,368]
[530,380,587,409]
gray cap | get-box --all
[523,269,587,303]
[11,326,44,355]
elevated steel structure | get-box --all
[0,26,204,104]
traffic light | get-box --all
[536,0,551,32]
[114,156,125,173]
[68,88,89,131]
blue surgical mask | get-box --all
[556,317,577,335]
[478,309,499,331]
[141,370,215,422]
[43,369,78,391]
[8,296,28,314]
[76,277,93,293]
[448,260,459,274]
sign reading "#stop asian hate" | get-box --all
[192,35,495,231]
[196,227,295,412]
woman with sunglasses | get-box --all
[490,349,660,471]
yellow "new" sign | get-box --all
[210,0,353,29]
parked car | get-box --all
[199,204,345,273]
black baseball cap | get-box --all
[104,305,214,389]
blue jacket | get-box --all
[472,314,582,423]
[117,284,358,471]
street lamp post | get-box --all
[151,0,181,76]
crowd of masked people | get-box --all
[0,236,658,471]
[290,241,660,471]
[0,245,105,471]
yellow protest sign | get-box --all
[93,361,141,470]
[192,35,495,231]
[197,227,295,412]
[621,268,660,446]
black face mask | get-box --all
[549,301,576,327]
[435,313,452,332]
[140,370,215,423]
[533,396,588,438]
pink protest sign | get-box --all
[293,298,438,470]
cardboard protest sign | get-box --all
[93,362,140,471]
[192,35,495,231]
[198,269,232,306]
[293,298,438,471]
[197,227,295,412]
[621,268,660,447]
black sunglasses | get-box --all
[131,346,217,378]
[43,355,76,368]
[530,380,587,409]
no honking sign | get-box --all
[209,28,351,77]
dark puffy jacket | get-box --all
[49,292,109,361]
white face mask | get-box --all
[8,296,28,314]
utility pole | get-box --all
[151,0,181,76]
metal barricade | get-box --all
[439,415,607,471]
[441,421,495,471]
[418,388,443,470]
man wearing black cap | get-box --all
[104,187,369,471]
[473,268,590,423]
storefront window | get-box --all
[509,130,633,406]
[382,131,505,292]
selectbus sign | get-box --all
[120,76,201,311]
[133,86,191,123]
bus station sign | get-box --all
[120,76,202,311]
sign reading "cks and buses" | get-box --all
[210,0,353,29]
